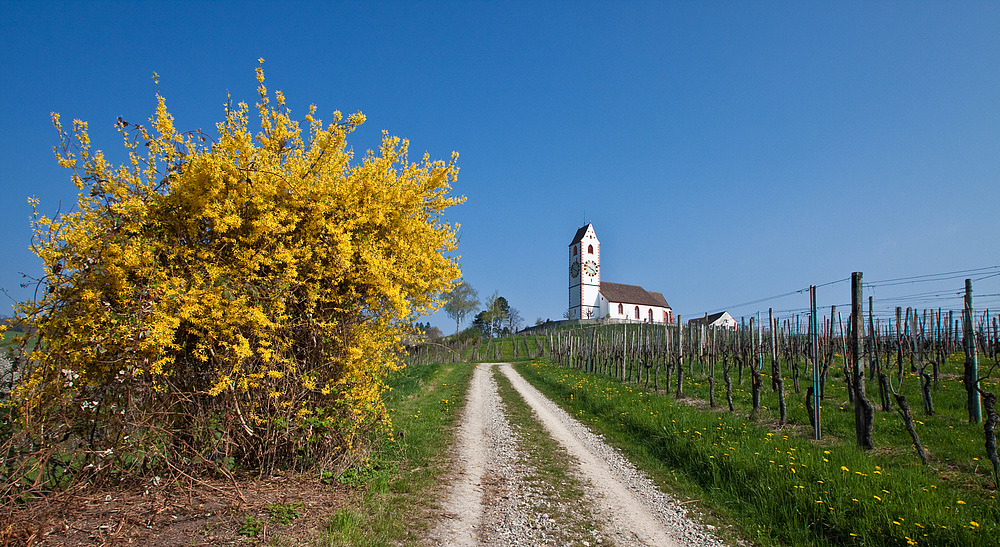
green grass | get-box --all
[1,330,37,354]
[320,361,475,546]
[516,359,999,547]
[459,334,546,362]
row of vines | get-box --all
[407,295,999,482]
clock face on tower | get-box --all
[583,260,598,277]
[569,262,580,278]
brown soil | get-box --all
[2,473,353,546]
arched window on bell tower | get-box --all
[587,244,593,254]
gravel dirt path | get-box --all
[429,363,729,547]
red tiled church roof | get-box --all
[600,282,670,308]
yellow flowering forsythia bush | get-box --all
[6,67,461,493]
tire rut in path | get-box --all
[431,363,727,547]
[430,363,495,546]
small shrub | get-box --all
[238,515,264,537]
[266,500,303,525]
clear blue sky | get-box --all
[2,1,998,332]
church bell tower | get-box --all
[568,224,601,320]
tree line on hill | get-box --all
[442,281,524,338]
[0,316,31,334]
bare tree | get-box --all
[507,307,524,333]
[443,280,480,335]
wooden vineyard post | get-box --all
[917,310,935,416]
[810,285,821,440]
[689,322,695,375]
[947,311,954,355]
[933,310,941,368]
[618,323,628,383]
[663,323,672,393]
[676,315,684,398]
[964,278,982,423]
[626,324,634,383]
[708,326,717,408]
[756,314,763,414]
[852,272,875,450]
[769,308,778,392]
[792,316,801,394]
[750,315,762,417]
[737,317,745,385]
[896,306,903,385]
[586,327,593,373]
[771,308,786,425]
[699,323,706,375]
[905,307,914,374]
[868,297,877,381]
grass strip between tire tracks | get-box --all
[492,365,606,546]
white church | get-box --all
[568,224,674,323]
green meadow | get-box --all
[515,355,999,546]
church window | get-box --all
[573,247,578,256]
[587,244,593,254]
[648,309,653,322]
[617,304,623,315]
[663,311,668,322]
[634,306,640,319]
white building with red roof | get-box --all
[568,224,674,323]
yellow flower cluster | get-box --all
[15,65,462,471]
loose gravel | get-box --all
[429,363,730,547]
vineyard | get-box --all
[406,275,1000,545]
